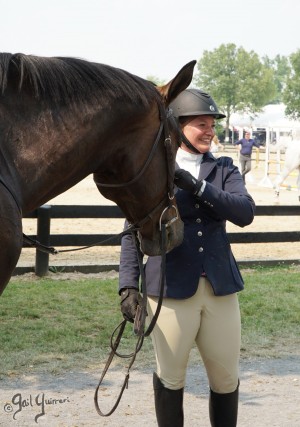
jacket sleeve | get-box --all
[199,157,255,227]
[118,221,141,294]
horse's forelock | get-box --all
[0,53,160,109]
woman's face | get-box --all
[181,115,215,154]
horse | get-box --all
[0,53,196,294]
[272,137,300,202]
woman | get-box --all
[119,89,255,427]
[210,134,224,155]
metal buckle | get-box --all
[159,204,179,231]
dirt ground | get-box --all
[2,151,300,426]
[0,355,299,426]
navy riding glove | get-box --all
[120,288,142,323]
[174,169,203,195]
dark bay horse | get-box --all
[0,53,196,294]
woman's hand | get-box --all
[120,288,142,322]
[174,169,203,195]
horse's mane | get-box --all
[0,53,160,108]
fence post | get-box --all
[35,205,51,277]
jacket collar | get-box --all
[198,151,217,180]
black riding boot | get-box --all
[153,372,184,427]
[209,383,239,427]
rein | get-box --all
[94,221,168,417]
[21,193,178,255]
[93,103,178,417]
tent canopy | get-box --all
[230,104,300,130]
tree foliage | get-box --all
[193,44,276,139]
[146,44,300,136]
[262,54,290,104]
[283,49,300,120]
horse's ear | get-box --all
[157,60,196,106]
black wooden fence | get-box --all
[19,204,300,276]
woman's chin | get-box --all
[197,145,211,153]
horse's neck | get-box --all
[3,107,104,212]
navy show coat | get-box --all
[119,152,255,298]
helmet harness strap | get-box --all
[176,120,202,154]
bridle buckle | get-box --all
[159,204,179,231]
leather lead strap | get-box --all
[94,224,168,416]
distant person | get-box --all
[234,132,260,183]
[210,134,224,154]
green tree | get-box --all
[262,54,290,104]
[193,44,276,141]
[283,49,300,120]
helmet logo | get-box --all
[209,105,216,112]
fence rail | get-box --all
[19,204,300,276]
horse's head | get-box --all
[95,61,196,256]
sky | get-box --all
[1,0,300,82]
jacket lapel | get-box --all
[199,152,217,180]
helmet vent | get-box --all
[198,90,210,99]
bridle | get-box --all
[94,101,179,231]
[22,101,180,255]
[93,102,181,417]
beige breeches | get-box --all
[147,277,241,393]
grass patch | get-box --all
[0,277,154,378]
[1,265,299,377]
[239,264,300,358]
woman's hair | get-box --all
[178,116,196,127]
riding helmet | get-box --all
[170,89,226,119]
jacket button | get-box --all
[197,231,202,237]
[195,203,200,208]
[196,218,201,223]
[198,247,204,252]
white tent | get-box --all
[230,103,300,131]
[228,104,300,188]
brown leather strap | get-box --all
[94,223,168,416]
[94,319,144,416]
